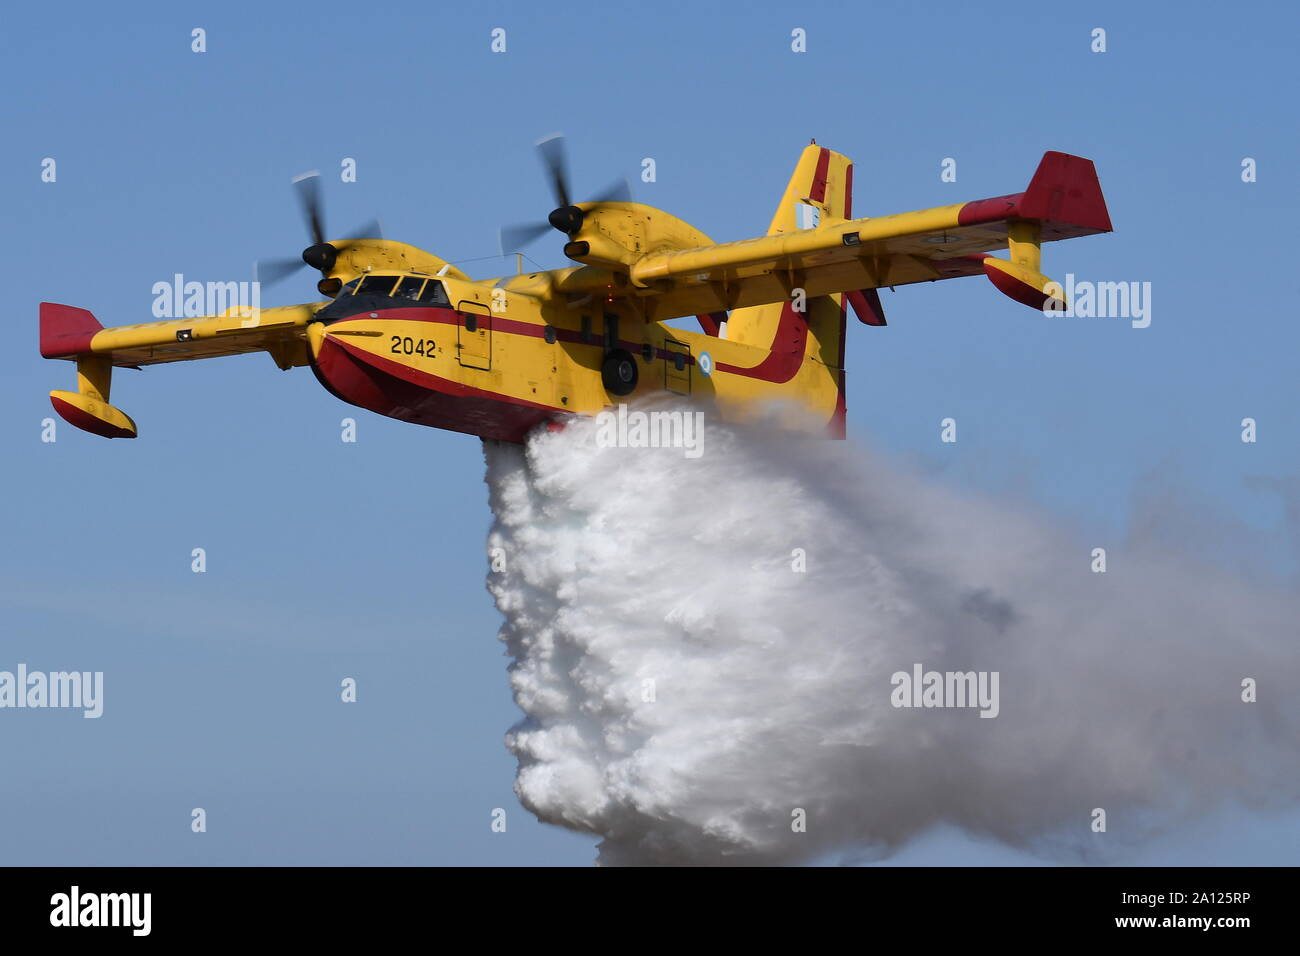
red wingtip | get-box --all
[1020,151,1113,234]
[40,302,102,359]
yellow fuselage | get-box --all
[305,258,844,443]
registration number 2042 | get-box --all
[389,335,437,356]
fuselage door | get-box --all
[456,301,492,371]
[664,339,690,395]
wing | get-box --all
[620,151,1111,321]
[39,300,322,438]
[40,301,322,370]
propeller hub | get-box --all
[302,242,338,273]
[547,205,585,235]
[497,136,631,254]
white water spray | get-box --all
[483,411,1300,865]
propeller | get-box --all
[499,134,632,255]
[256,171,382,288]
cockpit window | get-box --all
[417,279,450,306]
[356,275,397,297]
[337,278,361,296]
[393,277,424,300]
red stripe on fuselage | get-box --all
[320,299,817,421]
[715,301,806,383]
[328,333,555,410]
[342,305,693,366]
[329,304,821,381]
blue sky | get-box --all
[2,0,1297,865]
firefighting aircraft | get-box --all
[39,137,1111,441]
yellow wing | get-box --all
[607,151,1111,321]
[39,301,322,438]
[40,301,322,369]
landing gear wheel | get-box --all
[601,349,639,397]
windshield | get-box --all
[393,277,424,299]
[355,275,397,297]
[335,274,450,306]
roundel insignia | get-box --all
[698,351,714,377]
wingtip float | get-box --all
[40,142,1111,443]
[41,304,137,438]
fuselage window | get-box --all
[465,313,478,332]
[544,326,556,344]
[417,280,450,307]
[393,277,424,299]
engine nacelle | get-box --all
[565,202,716,274]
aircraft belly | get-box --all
[309,319,555,443]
